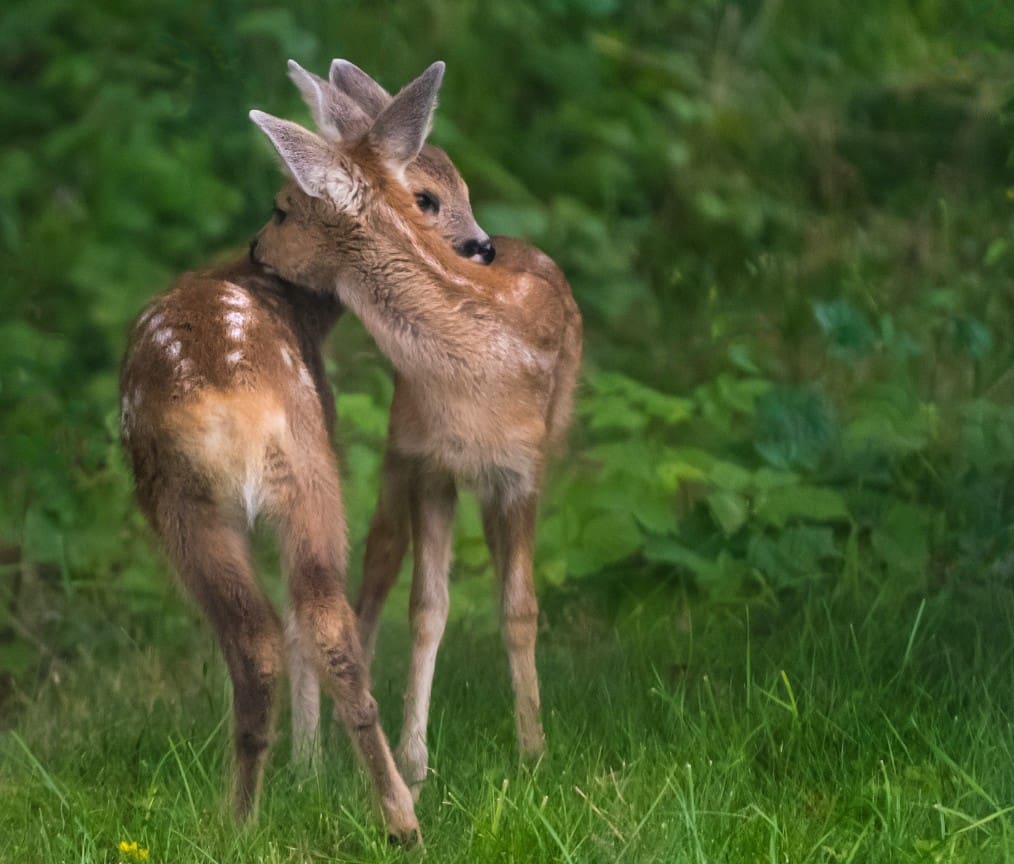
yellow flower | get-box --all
[118,840,150,861]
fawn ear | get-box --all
[368,61,444,174]
[250,110,337,200]
[329,59,391,118]
[287,59,371,140]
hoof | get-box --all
[395,741,428,796]
[519,728,546,763]
[387,826,422,849]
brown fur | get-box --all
[251,86,582,797]
[120,111,490,842]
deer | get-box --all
[249,60,583,801]
[119,61,495,846]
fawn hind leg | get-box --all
[161,502,284,821]
[481,487,545,759]
[356,447,414,667]
[274,454,419,845]
[286,610,320,767]
[395,468,456,797]
[287,440,401,768]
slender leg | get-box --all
[356,448,414,667]
[481,489,545,759]
[275,459,419,845]
[395,469,456,797]
[162,506,283,821]
[286,610,320,767]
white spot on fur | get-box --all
[298,364,314,388]
[222,284,251,308]
[224,310,247,341]
[280,347,294,368]
[146,312,166,332]
[167,340,182,360]
[152,327,173,346]
[178,358,193,375]
[226,350,243,365]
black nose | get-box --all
[248,237,259,263]
[460,237,496,265]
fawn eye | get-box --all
[273,207,287,225]
[414,192,440,214]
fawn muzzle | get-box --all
[457,236,496,265]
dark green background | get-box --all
[1,0,1012,688]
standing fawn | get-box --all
[120,62,492,845]
[250,61,582,799]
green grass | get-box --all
[2,572,1012,863]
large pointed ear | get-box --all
[367,61,444,174]
[329,59,391,118]
[249,109,334,199]
[287,59,371,140]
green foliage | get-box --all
[0,0,1011,716]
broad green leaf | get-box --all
[754,386,836,470]
[643,536,714,575]
[844,391,937,456]
[953,316,992,359]
[814,298,875,359]
[707,490,748,535]
[748,527,836,585]
[754,485,850,527]
[568,512,642,575]
[708,460,753,492]
[657,460,707,491]
[752,467,801,490]
[871,502,931,574]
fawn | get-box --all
[119,62,492,844]
[250,61,582,799]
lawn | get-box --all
[2,567,1012,863]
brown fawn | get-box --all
[250,61,582,799]
[119,62,492,844]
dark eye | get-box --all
[414,192,440,214]
[273,207,287,225]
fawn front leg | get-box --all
[481,490,545,759]
[396,469,456,798]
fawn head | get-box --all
[250,60,492,289]
[325,59,494,264]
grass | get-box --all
[1,570,1012,863]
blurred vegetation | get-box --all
[1,0,1012,697]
